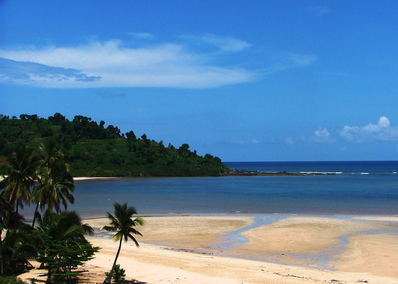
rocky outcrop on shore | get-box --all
[222,169,337,176]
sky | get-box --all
[1,0,398,162]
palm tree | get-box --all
[36,138,66,171]
[1,145,38,214]
[31,138,74,227]
[0,196,12,236]
[101,203,144,284]
[31,165,75,227]
[0,210,37,276]
[36,209,94,245]
[0,196,13,275]
[36,210,96,283]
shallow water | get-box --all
[21,161,398,219]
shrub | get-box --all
[105,264,126,283]
[0,276,28,284]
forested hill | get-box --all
[0,113,229,177]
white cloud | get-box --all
[0,40,256,88]
[0,35,316,89]
[287,128,335,144]
[0,38,257,88]
[340,116,398,142]
[314,127,334,143]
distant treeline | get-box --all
[0,113,229,177]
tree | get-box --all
[0,196,12,237]
[1,145,38,213]
[35,210,97,284]
[101,203,144,284]
[125,131,137,152]
[32,139,75,227]
[0,276,29,284]
[105,264,125,283]
[0,210,36,276]
[48,112,66,125]
[32,166,75,222]
[36,138,66,171]
[178,143,191,158]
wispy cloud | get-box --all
[0,34,316,89]
[259,52,318,75]
[307,6,332,16]
[285,136,295,145]
[184,33,252,53]
[128,32,154,40]
[233,139,261,146]
[340,116,398,142]
[96,89,126,99]
[252,139,260,145]
[318,71,352,77]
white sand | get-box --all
[20,215,398,284]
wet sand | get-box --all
[20,214,398,284]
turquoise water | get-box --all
[21,161,398,218]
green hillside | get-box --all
[0,113,229,177]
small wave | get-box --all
[300,171,340,175]
[360,172,369,175]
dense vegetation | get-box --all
[0,113,228,282]
[0,113,229,177]
[0,142,99,283]
[1,140,145,283]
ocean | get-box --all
[21,161,398,218]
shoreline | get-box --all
[72,170,333,180]
[73,176,121,181]
[20,213,398,283]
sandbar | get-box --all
[20,214,398,284]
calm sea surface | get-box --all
[22,161,398,218]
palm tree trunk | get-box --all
[46,268,52,284]
[32,202,40,227]
[104,237,123,284]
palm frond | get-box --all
[127,233,140,247]
[101,225,118,232]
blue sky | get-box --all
[1,0,398,161]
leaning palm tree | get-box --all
[101,203,144,284]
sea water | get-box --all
[66,161,398,217]
[21,161,398,218]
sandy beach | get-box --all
[20,214,398,284]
